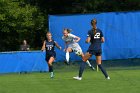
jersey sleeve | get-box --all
[68,33,77,38]
[87,31,91,37]
[54,41,57,46]
[100,30,104,37]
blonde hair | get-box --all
[46,31,52,35]
[46,32,52,41]
[63,28,72,33]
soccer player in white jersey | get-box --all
[62,28,95,70]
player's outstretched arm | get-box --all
[55,42,62,50]
[41,41,46,51]
[85,37,91,43]
[74,36,81,43]
[101,37,105,43]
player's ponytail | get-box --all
[91,19,97,35]
[93,29,96,35]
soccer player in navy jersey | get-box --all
[41,32,61,78]
[73,18,110,80]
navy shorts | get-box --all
[45,52,56,62]
[87,49,102,56]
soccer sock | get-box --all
[79,62,86,77]
[86,60,92,67]
[66,52,70,62]
[51,72,54,75]
[49,65,53,72]
[98,64,108,78]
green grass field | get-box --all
[0,67,140,93]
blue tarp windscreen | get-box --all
[49,11,140,61]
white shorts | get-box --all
[67,43,83,56]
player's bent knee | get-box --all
[82,58,88,62]
[48,60,53,66]
[82,53,91,62]
[66,48,71,52]
[48,62,52,66]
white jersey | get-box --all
[62,33,83,56]
[62,33,76,43]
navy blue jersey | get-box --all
[87,28,104,50]
[45,40,56,52]
[45,40,57,61]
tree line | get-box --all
[0,0,140,51]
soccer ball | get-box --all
[75,50,82,56]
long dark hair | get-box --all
[91,19,97,35]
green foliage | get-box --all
[0,0,45,51]
[0,0,140,51]
[26,0,140,14]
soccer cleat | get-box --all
[90,66,95,70]
[106,76,110,80]
[50,72,54,78]
[64,60,70,65]
[66,60,70,65]
[73,76,82,80]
